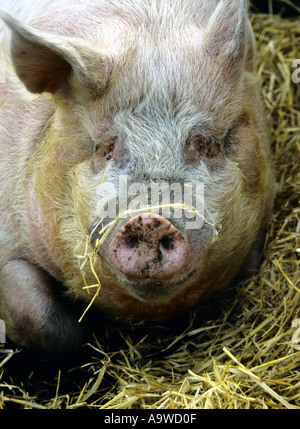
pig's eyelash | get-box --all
[185,134,220,162]
[94,135,116,151]
[93,137,118,163]
[187,134,216,151]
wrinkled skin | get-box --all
[0,0,275,355]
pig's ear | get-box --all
[204,0,251,73]
[0,10,111,97]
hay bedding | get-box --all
[0,11,299,410]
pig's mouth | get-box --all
[105,266,197,303]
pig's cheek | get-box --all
[25,186,64,280]
[90,149,110,173]
[184,227,215,268]
[0,259,83,355]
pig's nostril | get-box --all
[125,235,139,249]
[160,236,174,251]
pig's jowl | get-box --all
[0,0,275,355]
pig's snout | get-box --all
[109,213,190,280]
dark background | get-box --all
[251,0,299,17]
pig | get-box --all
[0,0,275,355]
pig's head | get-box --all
[1,0,275,322]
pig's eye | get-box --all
[94,137,117,160]
[185,135,219,164]
[91,136,120,173]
